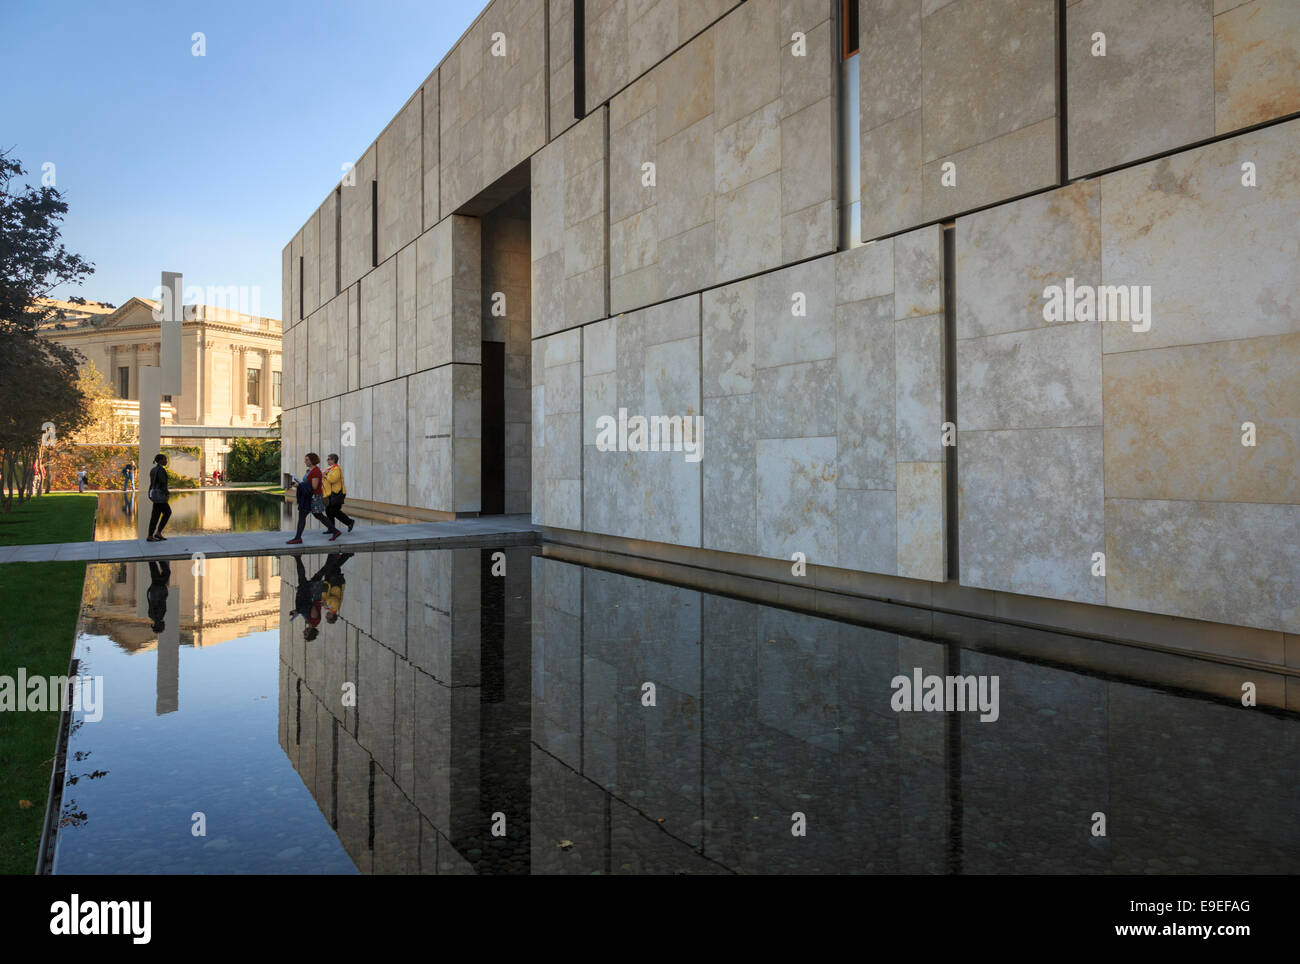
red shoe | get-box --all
[329,531,341,541]
[286,538,303,544]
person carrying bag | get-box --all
[145,453,172,542]
[286,452,338,544]
[322,453,355,541]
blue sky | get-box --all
[3,0,481,319]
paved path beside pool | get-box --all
[0,515,539,565]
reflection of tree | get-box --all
[227,492,280,532]
[81,560,120,609]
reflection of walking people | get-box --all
[286,452,338,544]
[317,552,353,623]
[146,454,172,542]
[289,555,323,640]
[322,454,355,541]
[147,560,171,632]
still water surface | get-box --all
[90,490,285,541]
[52,545,1300,874]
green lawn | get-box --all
[0,492,96,874]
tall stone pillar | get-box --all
[137,365,161,541]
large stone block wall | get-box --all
[378,90,424,264]
[531,107,608,337]
[439,0,547,215]
[340,144,376,290]
[582,295,702,546]
[1067,0,1300,177]
[280,0,1298,635]
[584,0,744,111]
[957,119,1300,633]
[533,225,947,581]
[698,228,946,578]
[859,0,1059,242]
[606,0,836,313]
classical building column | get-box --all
[237,345,247,420]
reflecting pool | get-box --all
[90,490,285,540]
[52,546,1300,874]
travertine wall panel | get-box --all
[303,210,321,318]
[439,0,546,215]
[1106,500,1299,633]
[532,328,582,529]
[339,387,373,503]
[319,191,339,304]
[370,377,407,506]
[307,292,348,403]
[415,215,482,370]
[582,296,701,546]
[700,227,946,579]
[290,229,303,326]
[340,145,376,289]
[585,0,743,111]
[360,257,397,387]
[281,242,293,331]
[396,244,417,378]
[1213,0,1300,133]
[346,283,360,391]
[608,0,834,313]
[958,121,1300,630]
[1103,333,1300,504]
[378,91,423,264]
[549,0,576,140]
[408,364,482,513]
[532,108,608,337]
[1066,0,1213,177]
[420,71,440,230]
[1099,121,1299,355]
[860,0,1058,241]
[1067,0,1298,177]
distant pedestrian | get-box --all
[145,453,172,542]
[322,453,355,541]
[122,462,135,491]
[77,468,87,492]
[285,452,337,544]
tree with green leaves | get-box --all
[0,148,95,510]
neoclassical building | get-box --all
[38,296,283,473]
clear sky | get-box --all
[2,0,482,319]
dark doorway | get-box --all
[481,340,505,515]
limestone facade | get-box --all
[282,0,1300,637]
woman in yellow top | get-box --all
[322,453,355,541]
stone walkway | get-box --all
[0,516,539,565]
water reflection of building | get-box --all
[84,555,281,653]
[91,490,285,543]
[279,548,1300,875]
